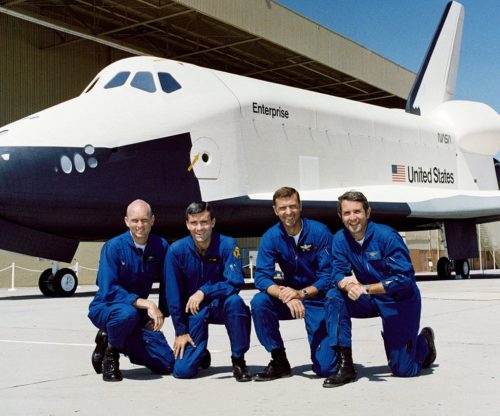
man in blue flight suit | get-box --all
[251,187,337,381]
[323,190,437,388]
[88,199,174,382]
[165,201,252,382]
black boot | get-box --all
[254,349,292,381]
[323,347,356,388]
[199,350,211,370]
[102,345,123,382]
[420,327,437,368]
[91,330,108,374]
[232,357,252,382]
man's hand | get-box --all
[145,301,164,331]
[134,298,164,331]
[279,286,300,303]
[346,282,368,301]
[185,290,205,315]
[286,298,305,319]
[173,334,196,359]
[338,275,359,291]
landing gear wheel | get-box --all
[38,269,56,297]
[454,259,471,279]
[53,268,78,297]
[437,257,452,279]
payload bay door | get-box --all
[190,137,221,179]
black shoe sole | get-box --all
[235,376,253,382]
[323,377,357,388]
[253,372,292,382]
[103,376,123,382]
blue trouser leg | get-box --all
[89,302,175,374]
[251,292,336,376]
[304,299,338,377]
[250,292,287,351]
[378,290,428,377]
[173,306,210,379]
[326,287,429,377]
[219,294,251,359]
[124,327,175,374]
[88,303,140,350]
[173,295,251,379]
[325,287,356,348]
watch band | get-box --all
[364,284,370,294]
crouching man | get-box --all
[165,202,252,382]
[88,199,174,381]
[323,191,436,388]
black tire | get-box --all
[437,257,452,279]
[38,269,57,297]
[455,259,471,279]
[53,268,78,297]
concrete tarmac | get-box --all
[1,279,499,416]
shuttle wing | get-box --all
[249,185,500,222]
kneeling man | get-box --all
[165,202,252,382]
[323,190,436,388]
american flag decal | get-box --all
[391,164,406,182]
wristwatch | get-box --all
[301,288,309,299]
[363,284,370,295]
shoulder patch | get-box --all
[233,246,241,259]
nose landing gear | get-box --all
[38,263,78,297]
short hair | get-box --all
[272,186,301,205]
[185,201,214,220]
[337,190,370,215]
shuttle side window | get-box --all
[131,72,156,93]
[158,72,182,93]
[104,72,130,89]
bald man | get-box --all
[88,200,174,381]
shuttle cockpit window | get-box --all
[158,72,182,93]
[131,71,156,93]
[104,72,131,89]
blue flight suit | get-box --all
[165,232,251,379]
[251,217,337,377]
[88,231,174,374]
[325,221,430,377]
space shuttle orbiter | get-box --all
[0,1,499,295]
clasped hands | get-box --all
[338,275,367,301]
[278,286,305,319]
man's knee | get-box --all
[224,294,249,315]
[173,359,198,379]
[386,344,420,378]
[250,291,272,313]
[109,304,140,324]
[389,359,419,378]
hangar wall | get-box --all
[0,13,130,126]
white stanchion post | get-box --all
[8,262,16,291]
[249,255,254,282]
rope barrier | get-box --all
[13,265,44,273]
[0,262,98,291]
[78,265,98,271]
